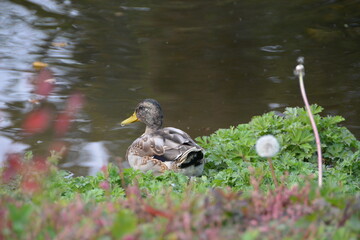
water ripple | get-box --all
[260,45,285,53]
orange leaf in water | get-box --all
[22,108,52,134]
[32,61,48,69]
[51,42,68,47]
[34,68,55,97]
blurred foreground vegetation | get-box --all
[1,105,359,239]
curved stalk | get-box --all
[297,68,323,187]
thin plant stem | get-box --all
[267,157,279,187]
[298,71,323,187]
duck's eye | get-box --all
[138,106,145,111]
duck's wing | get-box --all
[160,128,205,176]
[148,127,205,169]
[159,127,204,164]
[126,127,205,175]
[126,135,169,175]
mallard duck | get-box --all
[121,99,205,176]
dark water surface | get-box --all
[1,0,359,175]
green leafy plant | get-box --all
[197,105,360,192]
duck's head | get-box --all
[121,99,163,132]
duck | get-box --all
[121,99,205,176]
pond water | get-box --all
[1,0,359,175]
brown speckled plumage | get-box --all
[122,99,205,176]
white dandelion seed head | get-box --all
[255,135,280,158]
[294,64,305,77]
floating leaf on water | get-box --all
[51,42,68,47]
[114,12,124,17]
[32,61,48,69]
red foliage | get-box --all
[22,108,52,134]
[65,93,85,115]
[1,153,53,195]
[122,235,136,240]
[21,178,41,194]
[54,113,71,137]
[54,93,85,137]
[99,181,110,191]
[143,204,173,219]
[1,154,22,183]
[20,68,85,175]
[32,156,50,173]
[33,68,55,97]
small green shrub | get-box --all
[197,105,360,192]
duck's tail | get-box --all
[177,147,204,168]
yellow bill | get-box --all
[121,112,139,126]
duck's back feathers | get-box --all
[126,127,205,176]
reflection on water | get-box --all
[0,136,28,167]
[62,142,109,176]
[0,0,359,175]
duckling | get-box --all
[121,99,205,176]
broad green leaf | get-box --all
[111,209,137,239]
